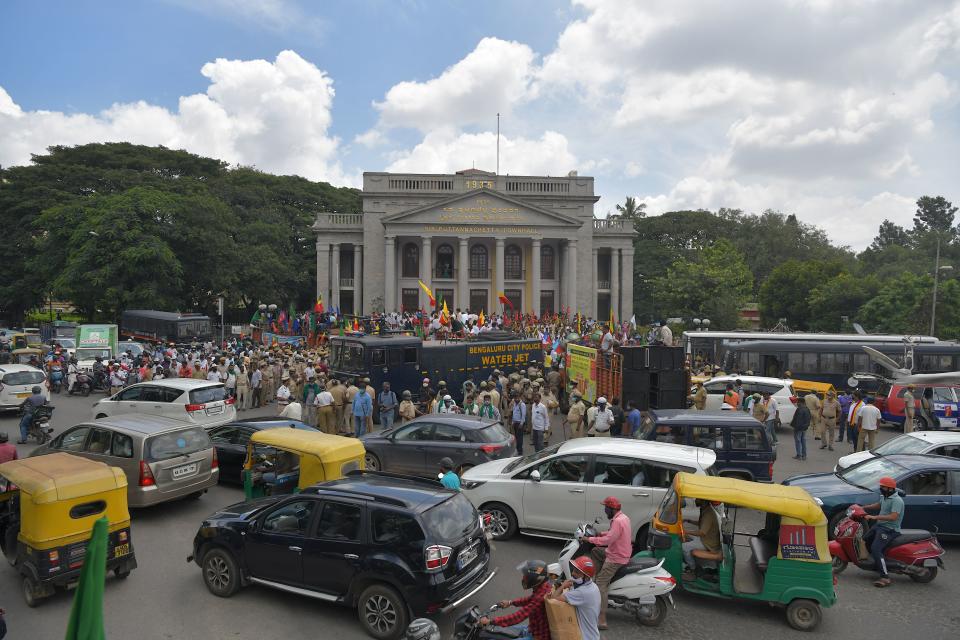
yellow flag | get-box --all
[478,309,485,326]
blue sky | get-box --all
[2,1,959,248]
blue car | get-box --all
[783,454,960,538]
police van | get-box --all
[327,331,542,401]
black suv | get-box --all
[188,471,495,639]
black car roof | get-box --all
[303,472,453,511]
[648,409,763,427]
[403,414,500,430]
[882,454,960,471]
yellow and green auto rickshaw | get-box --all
[0,452,137,606]
[642,473,836,631]
[242,428,365,499]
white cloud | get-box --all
[385,129,577,177]
[623,161,645,178]
[371,37,538,132]
[166,0,327,38]
[0,51,356,185]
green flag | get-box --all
[65,516,108,640]
[250,309,261,324]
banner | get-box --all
[566,343,599,402]
[260,332,306,346]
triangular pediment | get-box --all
[382,189,581,226]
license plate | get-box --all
[16,392,30,398]
[205,405,224,415]
[114,543,130,558]
[458,542,479,569]
[923,558,938,567]
[172,463,198,479]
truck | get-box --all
[75,324,119,372]
[327,331,542,402]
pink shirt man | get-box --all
[587,510,632,564]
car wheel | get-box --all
[188,491,204,500]
[480,502,517,540]
[23,575,42,607]
[202,548,240,597]
[358,584,409,640]
[114,568,131,579]
[916,416,930,431]
[827,511,846,541]
[786,598,821,631]
[365,452,381,471]
[95,414,107,419]
[909,566,937,583]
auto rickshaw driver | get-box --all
[682,499,722,580]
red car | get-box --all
[873,383,960,431]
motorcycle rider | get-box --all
[582,496,631,630]
[548,555,601,640]
[18,386,47,444]
[67,356,80,393]
[92,356,107,389]
[862,476,905,588]
[479,560,552,640]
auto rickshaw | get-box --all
[641,473,835,631]
[10,347,44,366]
[242,428,365,499]
[792,379,837,401]
[0,453,137,606]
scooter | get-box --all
[69,372,92,397]
[559,522,676,626]
[48,366,64,393]
[829,504,945,583]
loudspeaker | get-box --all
[623,370,651,393]
[651,371,686,392]
[650,389,687,410]
[620,346,644,370]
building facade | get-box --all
[314,169,637,320]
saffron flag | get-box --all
[418,280,436,307]
[478,309,485,327]
[440,300,450,326]
[314,295,324,313]
[353,318,360,332]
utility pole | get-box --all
[218,296,225,346]
[930,234,954,336]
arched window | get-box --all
[505,244,522,280]
[470,244,489,279]
[402,243,419,278]
[436,244,454,278]
[540,245,555,279]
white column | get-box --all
[559,242,567,310]
[622,247,634,323]
[421,236,432,310]
[611,248,620,323]
[353,244,363,316]
[531,239,541,317]
[495,237,505,312]
[458,237,469,312]
[567,239,578,315]
[592,247,599,318]
[316,240,330,302]
[331,243,341,310]
[384,236,396,312]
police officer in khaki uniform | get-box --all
[804,391,822,441]
[689,381,707,410]
[902,384,917,433]
[329,379,347,434]
[567,393,587,438]
[819,389,840,451]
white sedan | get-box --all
[461,438,716,543]
[835,430,960,471]
[702,375,797,424]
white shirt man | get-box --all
[591,399,614,435]
[207,369,220,382]
[314,389,333,407]
[280,400,303,421]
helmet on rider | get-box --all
[515,559,548,590]
[404,619,440,640]
[602,495,621,520]
[879,476,897,497]
[31,386,42,395]
[570,555,596,579]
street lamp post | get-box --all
[930,235,953,336]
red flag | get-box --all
[352,318,360,332]
[313,295,324,313]
[498,291,513,309]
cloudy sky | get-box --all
[2,0,958,249]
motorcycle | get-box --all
[451,603,525,640]
[48,366,64,393]
[91,370,110,394]
[19,405,55,445]
[559,522,675,626]
[69,372,92,397]
[829,504,944,583]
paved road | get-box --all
[0,393,956,640]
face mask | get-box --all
[572,577,584,585]
[604,507,616,520]
[880,488,894,498]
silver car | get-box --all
[31,414,219,507]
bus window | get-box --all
[746,351,760,374]
[371,349,386,367]
[403,347,418,365]
[787,352,803,373]
[802,352,818,372]
[388,349,403,367]
[819,352,835,373]
[853,353,869,372]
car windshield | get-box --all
[1,370,45,385]
[55,339,76,348]
[420,493,478,541]
[76,348,111,361]
[121,343,144,356]
[189,385,225,404]
[873,435,929,456]
[474,424,512,443]
[502,442,563,473]
[146,427,212,461]
[839,457,908,489]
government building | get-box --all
[314,168,637,320]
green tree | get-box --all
[651,239,752,329]
[615,196,646,220]
[806,273,880,332]
[856,272,933,334]
[913,195,957,237]
[758,259,847,329]
[870,219,910,251]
